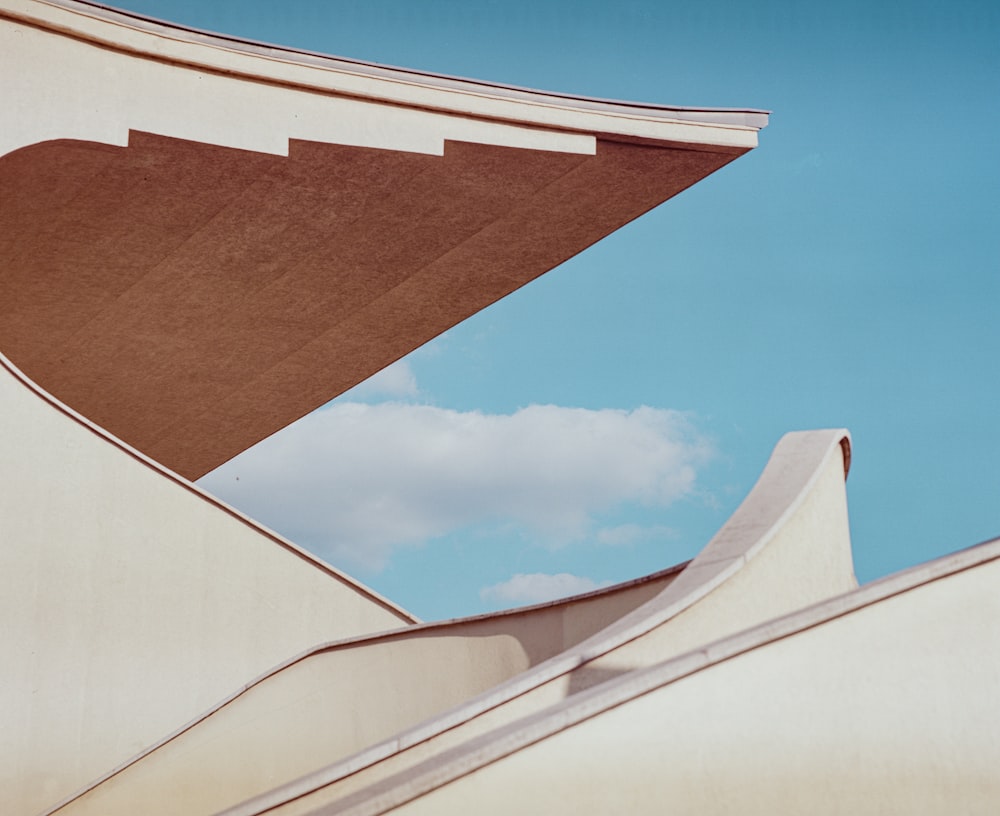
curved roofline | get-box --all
[313,533,1000,816]
[41,559,687,816]
[62,0,770,127]
[0,4,766,478]
[4,0,768,147]
[214,428,851,816]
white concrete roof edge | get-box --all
[60,0,770,125]
[0,350,418,626]
[3,0,767,149]
[217,429,849,816]
[315,533,1000,816]
[38,560,686,816]
[551,429,852,672]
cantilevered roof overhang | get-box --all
[0,0,768,480]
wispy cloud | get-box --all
[199,402,712,571]
[480,572,613,607]
[339,359,419,401]
[594,523,677,547]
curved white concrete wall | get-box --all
[0,354,414,815]
[336,538,1000,816]
[46,565,681,816]
[216,429,855,816]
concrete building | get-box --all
[1,2,997,814]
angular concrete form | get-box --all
[2,2,992,815]
[44,430,854,816]
[304,538,1000,816]
[43,564,683,816]
[0,0,764,481]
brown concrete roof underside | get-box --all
[0,133,745,479]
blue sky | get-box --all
[112,0,999,620]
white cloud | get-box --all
[480,573,613,606]
[198,402,712,571]
[340,360,418,401]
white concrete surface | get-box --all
[45,565,681,816]
[0,353,414,815]
[311,538,1000,816]
[0,0,763,159]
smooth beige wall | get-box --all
[0,357,413,815]
[347,544,1000,816]
[48,567,678,816]
[570,430,856,686]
